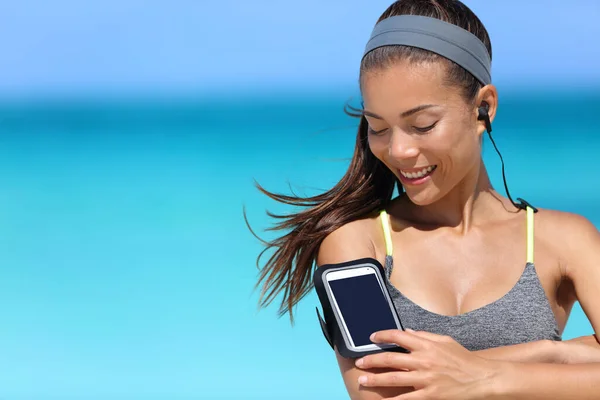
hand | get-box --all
[558,335,600,364]
[355,329,505,400]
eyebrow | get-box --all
[362,104,438,120]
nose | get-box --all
[388,127,420,161]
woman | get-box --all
[250,1,600,398]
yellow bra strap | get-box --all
[526,206,534,264]
[380,210,393,257]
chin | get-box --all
[403,189,440,207]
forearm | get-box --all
[492,362,600,399]
[474,339,558,363]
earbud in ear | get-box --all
[477,106,487,120]
[477,102,492,133]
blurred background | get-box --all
[0,1,598,399]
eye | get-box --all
[413,122,438,133]
[367,127,388,136]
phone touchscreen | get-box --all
[328,268,398,347]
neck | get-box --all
[406,158,511,234]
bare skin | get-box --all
[317,59,600,399]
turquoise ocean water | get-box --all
[0,88,598,398]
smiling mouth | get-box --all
[399,165,437,180]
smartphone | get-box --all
[324,261,404,353]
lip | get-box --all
[397,165,437,186]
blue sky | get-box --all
[0,1,599,97]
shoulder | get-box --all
[317,211,385,266]
[535,207,600,274]
[535,207,598,242]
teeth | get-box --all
[400,165,435,179]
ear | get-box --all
[475,84,498,136]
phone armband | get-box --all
[313,257,409,358]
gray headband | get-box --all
[363,15,491,85]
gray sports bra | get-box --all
[379,207,561,351]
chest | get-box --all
[386,224,563,319]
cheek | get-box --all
[432,123,480,171]
[445,128,481,171]
[367,135,387,161]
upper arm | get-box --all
[317,219,412,400]
[317,219,377,266]
[560,213,600,341]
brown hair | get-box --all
[246,0,493,323]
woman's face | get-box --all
[361,60,485,206]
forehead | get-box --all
[360,60,461,114]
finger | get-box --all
[358,370,423,388]
[356,351,420,371]
[371,329,428,351]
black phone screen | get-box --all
[329,271,398,346]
